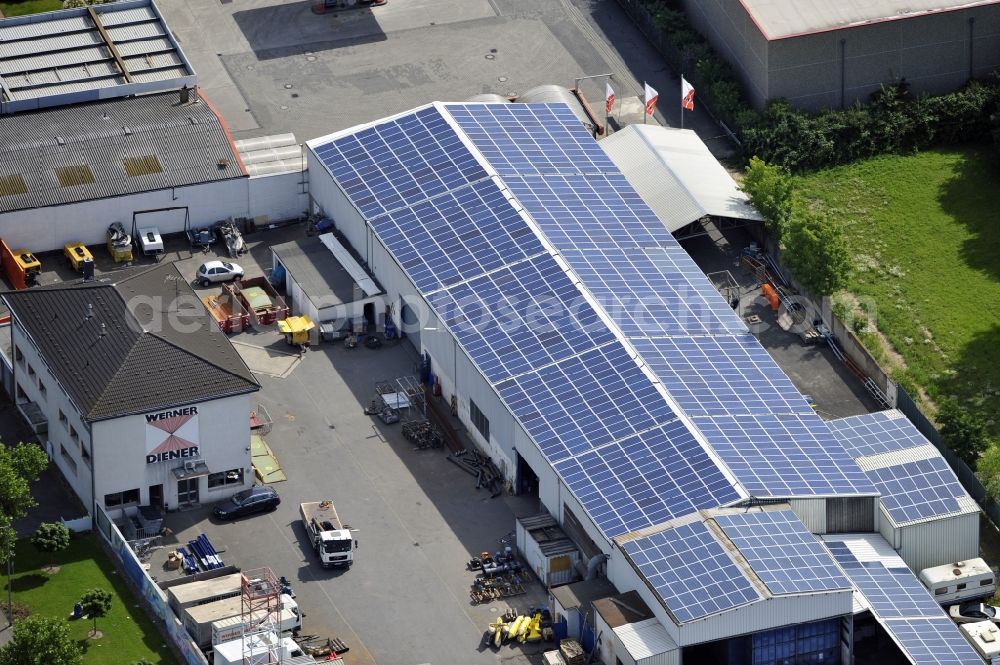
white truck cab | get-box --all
[300,501,356,568]
[919,558,996,605]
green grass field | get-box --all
[0,0,62,16]
[0,537,176,665]
[794,146,1000,432]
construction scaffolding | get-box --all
[241,568,283,664]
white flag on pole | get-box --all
[644,82,658,116]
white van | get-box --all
[919,558,996,605]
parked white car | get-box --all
[950,602,1000,624]
[196,260,244,286]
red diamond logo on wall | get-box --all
[146,414,199,455]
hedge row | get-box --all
[636,0,1000,170]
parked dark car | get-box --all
[212,486,280,520]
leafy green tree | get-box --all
[30,522,70,555]
[741,157,793,241]
[0,443,48,565]
[977,445,1000,501]
[781,208,852,296]
[0,616,83,665]
[79,588,113,636]
[938,399,990,468]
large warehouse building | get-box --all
[679,0,1000,109]
[304,102,985,663]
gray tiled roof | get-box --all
[4,262,259,421]
[0,89,243,213]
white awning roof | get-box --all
[600,125,763,233]
[319,233,380,297]
[613,618,677,660]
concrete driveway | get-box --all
[154,338,550,665]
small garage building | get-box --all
[271,233,383,330]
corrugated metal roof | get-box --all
[0,0,194,112]
[272,236,381,309]
[741,0,1000,40]
[613,618,677,660]
[600,127,704,233]
[0,89,242,213]
[601,125,763,230]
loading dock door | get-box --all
[133,207,190,237]
[401,301,420,348]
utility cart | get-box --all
[278,315,315,347]
[63,242,93,272]
[106,222,133,264]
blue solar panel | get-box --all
[428,255,615,383]
[372,179,545,293]
[631,335,814,417]
[554,420,742,538]
[562,247,747,336]
[312,106,487,218]
[882,618,984,665]
[714,511,850,595]
[827,410,928,459]
[623,521,760,623]
[869,457,965,525]
[826,543,945,618]
[504,174,675,250]
[496,343,676,463]
[691,413,878,496]
[445,103,618,177]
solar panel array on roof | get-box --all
[883,618,983,665]
[827,410,927,458]
[555,421,742,537]
[370,178,543,294]
[868,457,966,525]
[826,542,946,618]
[495,344,677,462]
[505,174,674,250]
[312,106,487,219]
[428,256,615,384]
[446,104,618,177]
[714,511,850,595]
[562,247,747,337]
[694,414,875,496]
[630,335,815,417]
[826,540,982,664]
[623,521,760,623]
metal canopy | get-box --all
[0,0,195,114]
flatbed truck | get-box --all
[300,501,356,568]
